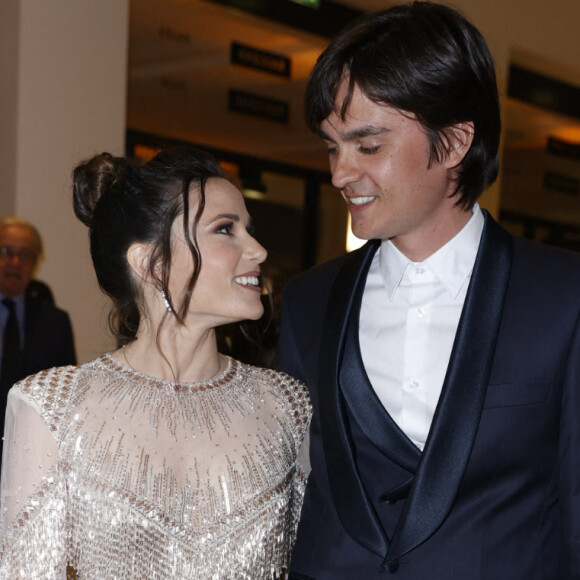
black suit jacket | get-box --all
[19,293,76,379]
[280,212,580,579]
[0,292,76,441]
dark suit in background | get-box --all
[0,217,77,462]
[0,284,76,447]
[19,283,76,378]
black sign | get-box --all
[229,89,289,123]
[547,136,580,159]
[231,42,291,78]
[544,171,579,195]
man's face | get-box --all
[319,79,470,261]
[0,225,39,298]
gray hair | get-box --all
[0,216,44,261]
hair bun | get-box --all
[72,152,128,227]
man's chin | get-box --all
[0,281,27,298]
[350,227,373,242]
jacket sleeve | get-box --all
[559,308,580,576]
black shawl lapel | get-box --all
[386,212,513,563]
[340,307,421,473]
[317,240,390,558]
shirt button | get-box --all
[415,266,424,275]
[416,308,425,318]
[409,380,420,390]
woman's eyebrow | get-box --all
[206,213,240,225]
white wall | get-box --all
[0,0,129,362]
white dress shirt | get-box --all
[359,205,484,450]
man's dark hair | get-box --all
[305,1,501,209]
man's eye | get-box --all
[323,141,337,156]
[359,145,380,154]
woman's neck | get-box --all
[116,323,225,383]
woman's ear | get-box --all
[443,121,474,168]
[126,242,152,282]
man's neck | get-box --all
[390,206,475,262]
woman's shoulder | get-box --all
[11,359,100,423]
[15,364,81,397]
[234,359,312,419]
[235,358,304,387]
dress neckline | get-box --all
[99,351,237,391]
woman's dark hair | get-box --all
[305,1,501,209]
[73,145,224,346]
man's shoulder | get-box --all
[25,292,71,321]
[288,253,349,286]
[483,214,580,277]
[512,234,580,275]
[24,296,74,347]
[285,241,377,297]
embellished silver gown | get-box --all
[0,354,311,579]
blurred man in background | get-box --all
[0,217,76,446]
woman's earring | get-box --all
[161,290,173,312]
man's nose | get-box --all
[5,253,25,265]
[331,152,362,190]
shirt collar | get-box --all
[379,204,484,300]
[0,292,25,309]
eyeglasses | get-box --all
[0,246,37,265]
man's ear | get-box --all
[443,121,474,168]
[126,242,152,282]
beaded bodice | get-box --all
[0,354,311,579]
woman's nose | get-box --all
[248,236,267,264]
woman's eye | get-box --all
[216,222,233,235]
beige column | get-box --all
[0,0,129,362]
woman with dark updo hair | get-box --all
[0,146,311,579]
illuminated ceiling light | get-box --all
[549,127,580,145]
[288,0,321,8]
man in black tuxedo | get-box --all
[0,217,76,442]
[280,3,580,578]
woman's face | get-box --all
[169,177,267,328]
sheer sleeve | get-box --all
[0,385,67,578]
[296,426,311,483]
[275,371,312,541]
[1,386,59,528]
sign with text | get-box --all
[228,89,289,123]
[231,42,291,78]
[544,171,579,195]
